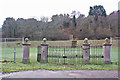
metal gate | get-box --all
[48,46,83,64]
[90,45,104,64]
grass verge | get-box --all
[2,62,118,73]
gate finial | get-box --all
[105,38,110,44]
[84,38,88,44]
[25,38,29,43]
[43,38,47,43]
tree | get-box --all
[40,17,48,22]
[2,17,17,38]
[72,15,77,28]
[89,5,107,21]
[2,9,119,40]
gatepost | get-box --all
[83,38,90,64]
[41,38,48,63]
[22,38,31,63]
[103,38,112,64]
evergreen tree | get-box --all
[89,5,107,20]
[72,15,77,28]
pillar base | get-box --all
[40,60,48,63]
[84,60,90,64]
[104,59,111,64]
[104,61,111,64]
[22,59,30,64]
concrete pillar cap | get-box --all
[43,38,47,43]
[84,38,88,41]
[84,38,88,44]
[105,38,110,44]
[22,38,31,45]
[25,38,29,43]
[103,38,112,46]
[83,38,90,46]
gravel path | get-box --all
[1,69,118,78]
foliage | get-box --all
[72,15,77,28]
[2,5,119,40]
[89,5,107,21]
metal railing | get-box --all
[37,45,105,64]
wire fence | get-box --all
[1,38,24,62]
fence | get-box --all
[1,38,24,62]
[1,37,117,64]
[37,45,105,64]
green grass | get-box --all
[2,62,118,73]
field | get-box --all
[1,40,119,48]
[1,40,119,73]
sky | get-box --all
[0,0,119,28]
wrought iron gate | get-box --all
[48,46,83,64]
[90,46,104,64]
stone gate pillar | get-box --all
[41,38,48,63]
[83,38,90,64]
[22,38,31,63]
[103,38,112,64]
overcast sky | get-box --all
[0,0,119,28]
